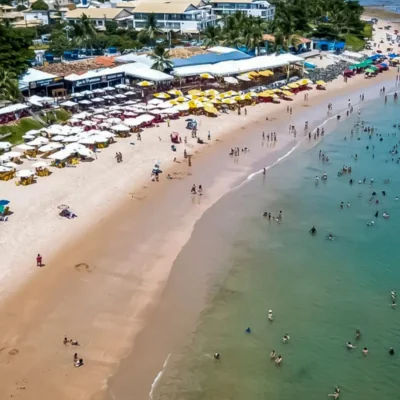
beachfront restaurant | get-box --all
[171,53,305,82]
[19,68,64,96]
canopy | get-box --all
[316,80,326,85]
[137,81,154,87]
[111,124,130,132]
[0,104,28,116]
[168,89,183,96]
[16,169,35,178]
[60,100,78,107]
[154,92,170,99]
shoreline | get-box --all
[1,22,399,399]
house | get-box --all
[209,0,275,21]
[23,9,50,25]
[64,7,133,28]
[130,0,218,33]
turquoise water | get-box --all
[157,97,400,400]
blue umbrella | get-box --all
[0,200,10,206]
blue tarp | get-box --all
[172,51,251,68]
[368,54,381,60]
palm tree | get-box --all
[150,44,173,71]
[269,31,302,54]
[138,13,162,46]
[202,25,222,48]
[243,24,264,56]
[223,29,244,50]
[0,70,21,103]
[71,14,98,53]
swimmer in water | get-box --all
[328,386,340,399]
[383,212,390,219]
[214,353,220,360]
[275,355,283,365]
[327,233,335,241]
[367,220,375,226]
[315,176,319,185]
[270,350,276,359]
[346,342,356,349]
[389,347,395,355]
[282,334,290,343]
[309,226,317,235]
[392,298,397,308]
[347,202,351,208]
[391,290,397,300]
[362,347,369,356]
[268,309,273,321]
[245,327,251,333]
[355,329,361,340]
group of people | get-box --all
[190,184,203,195]
[63,336,84,367]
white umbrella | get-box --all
[149,109,162,115]
[73,112,91,119]
[16,144,34,151]
[22,134,36,141]
[136,114,155,124]
[158,102,173,109]
[79,100,92,105]
[26,129,41,136]
[115,94,127,99]
[0,142,12,150]
[92,114,107,120]
[97,131,115,138]
[99,122,111,128]
[0,165,12,172]
[70,93,84,98]
[104,86,116,92]
[123,100,138,105]
[68,118,80,124]
[92,108,107,114]
[103,95,115,100]
[160,108,179,115]
[62,136,79,143]
[60,100,78,107]
[176,103,189,111]
[108,110,121,115]
[51,135,65,142]
[109,105,122,110]
[92,97,104,103]
[124,118,141,127]
[108,117,122,124]
[148,98,164,105]
[125,91,136,96]
[5,151,22,158]
[77,147,95,158]
[111,124,130,132]
[92,88,105,94]
[79,135,108,144]
[3,162,18,169]
[27,137,49,146]
[32,161,49,168]
[38,143,64,152]
[0,154,11,162]
[82,120,96,127]
[224,76,239,84]
[115,84,129,89]
[123,112,137,117]
[16,169,35,178]
[70,126,83,134]
[81,90,93,96]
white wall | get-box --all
[24,11,49,25]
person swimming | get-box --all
[282,334,290,343]
[362,347,369,356]
[270,350,276,359]
[328,386,340,399]
[346,342,356,349]
[389,347,395,355]
[327,233,335,241]
[214,353,220,360]
[383,212,390,219]
[355,329,361,340]
[315,176,319,185]
[392,298,397,308]
[375,211,379,218]
[309,226,317,235]
[367,220,375,227]
[245,327,252,333]
[275,355,282,365]
[268,309,273,321]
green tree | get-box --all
[0,25,35,76]
[71,14,98,51]
[0,70,21,103]
[202,25,222,48]
[31,0,49,10]
[150,44,173,71]
[16,4,27,11]
[138,13,162,46]
[49,31,72,56]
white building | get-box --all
[209,0,275,20]
[130,1,218,33]
[23,9,50,25]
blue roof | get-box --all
[172,51,251,68]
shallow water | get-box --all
[156,95,400,400]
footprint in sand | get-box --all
[8,349,19,356]
[74,263,95,273]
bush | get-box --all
[0,118,43,145]
[31,0,49,10]
[344,34,365,51]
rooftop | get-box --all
[210,0,267,3]
[65,8,131,19]
[172,50,251,68]
[131,1,196,13]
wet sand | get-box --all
[0,70,397,400]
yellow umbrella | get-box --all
[258,91,274,98]
[244,93,253,100]
[238,73,253,80]
[168,89,183,96]
[188,89,204,96]
[248,71,260,77]
[280,85,290,90]
[222,98,237,104]
[296,79,310,86]
[316,80,327,86]
[248,91,258,98]
[210,98,222,104]
[204,105,218,115]
[282,90,294,96]
[234,95,245,101]
[205,89,220,97]
[273,89,282,93]
[196,97,209,102]
[288,83,299,89]
[175,96,187,102]
[188,100,204,109]
[168,99,178,105]
[223,90,239,97]
[137,81,154,87]
[154,92,171,99]
[200,73,215,79]
[259,70,274,77]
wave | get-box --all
[149,353,171,400]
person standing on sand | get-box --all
[208,131,211,140]
[36,253,42,267]
[244,108,247,116]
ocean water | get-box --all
[155,96,400,400]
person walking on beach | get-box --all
[289,107,292,115]
[36,253,42,267]
[208,131,211,140]
[191,184,196,194]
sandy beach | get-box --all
[0,16,399,400]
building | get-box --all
[23,9,50,25]
[64,7,133,28]
[209,0,274,20]
[130,1,218,33]
[0,5,25,24]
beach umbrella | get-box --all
[0,200,10,206]
[0,142,12,150]
[204,89,220,97]
[204,105,218,115]
[92,97,104,103]
[104,86,116,92]
[82,120,96,126]
[210,98,222,104]
[154,92,171,99]
[282,90,294,96]
[62,136,79,143]
[16,144,34,151]
[92,88,105,94]
[222,98,237,104]
[224,77,238,84]
[81,90,93,96]
[137,81,154,87]
[3,162,18,169]
[258,70,274,77]
[316,80,326,86]
[16,169,35,178]
[70,93,84,98]
[111,124,130,132]
[188,89,204,96]
[92,114,107,120]
[176,103,189,111]
[103,95,116,100]
[188,100,204,109]
[32,161,49,168]
[115,94,127,99]
[280,85,290,90]
[27,137,49,146]
[108,117,122,124]
[115,84,130,90]
[365,68,375,73]
[148,98,164,105]
[167,89,183,96]
[175,96,187,103]
[200,73,214,79]
[287,83,299,89]
[108,110,121,115]
[167,100,178,106]
[79,99,92,105]
[6,151,22,158]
